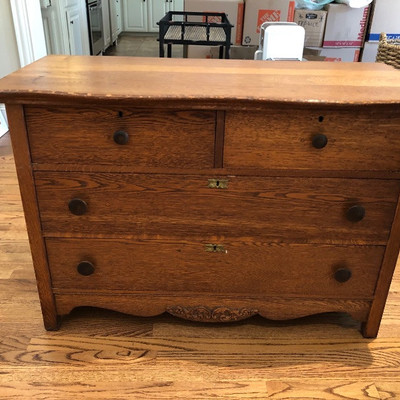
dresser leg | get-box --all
[361,321,379,338]
[43,314,61,331]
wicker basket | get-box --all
[376,33,400,69]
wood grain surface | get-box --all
[35,172,400,244]
[53,292,372,322]
[363,189,400,338]
[1,54,400,398]
[46,238,384,298]
[5,106,58,331]
[225,107,400,172]
[0,142,399,400]
[31,163,400,179]
[0,56,399,106]
[25,106,216,168]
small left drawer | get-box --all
[25,106,216,168]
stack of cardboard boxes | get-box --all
[183,0,399,62]
[361,0,400,62]
[185,0,296,59]
[185,0,244,58]
[301,4,369,62]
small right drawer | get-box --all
[224,108,400,172]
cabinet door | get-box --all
[102,0,111,49]
[66,7,83,55]
[110,0,122,40]
[116,0,122,34]
[170,0,183,12]
[122,0,147,32]
[41,2,64,54]
[110,0,117,42]
[148,0,169,32]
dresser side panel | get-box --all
[5,104,58,330]
[363,190,400,338]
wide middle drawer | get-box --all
[35,172,400,244]
[25,106,216,168]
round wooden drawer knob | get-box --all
[113,130,129,145]
[334,268,352,283]
[77,261,95,276]
[312,134,328,149]
[68,198,88,215]
[346,205,365,222]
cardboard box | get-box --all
[188,45,257,59]
[323,4,369,47]
[187,45,213,59]
[294,9,327,47]
[367,0,400,41]
[211,45,258,59]
[242,0,296,46]
[305,47,361,62]
[361,41,379,62]
[184,0,244,45]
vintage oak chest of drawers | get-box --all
[1,56,400,337]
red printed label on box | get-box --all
[287,1,295,22]
[323,40,362,47]
[257,9,281,33]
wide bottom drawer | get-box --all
[46,238,384,298]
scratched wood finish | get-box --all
[25,107,216,168]
[35,172,399,244]
[225,108,400,172]
[30,163,400,179]
[46,238,384,298]
[0,56,400,106]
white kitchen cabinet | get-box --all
[40,0,90,55]
[123,0,148,32]
[41,0,64,54]
[123,0,183,33]
[170,0,183,13]
[110,0,122,43]
[116,0,122,34]
[102,0,112,50]
[66,6,84,55]
[148,0,169,32]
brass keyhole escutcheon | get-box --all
[208,178,228,189]
[205,244,226,253]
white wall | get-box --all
[10,0,47,67]
[0,1,20,79]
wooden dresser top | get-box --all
[0,55,399,106]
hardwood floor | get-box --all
[0,131,400,399]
